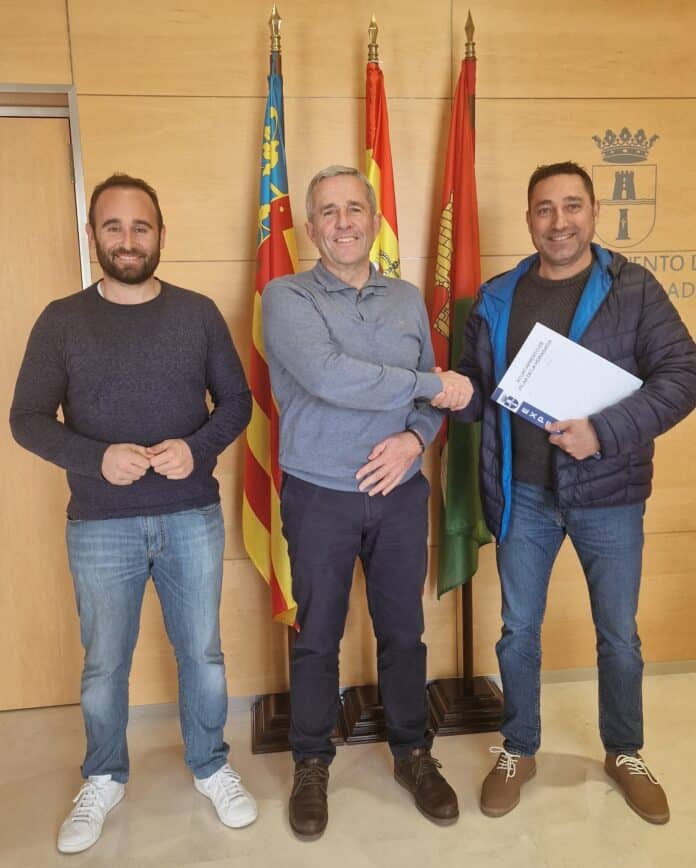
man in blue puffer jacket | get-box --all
[451,161,696,824]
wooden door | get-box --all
[0,116,84,709]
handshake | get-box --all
[430,368,474,412]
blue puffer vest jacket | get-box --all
[455,244,696,541]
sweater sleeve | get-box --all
[9,304,109,478]
[403,298,446,446]
[183,300,252,465]
[262,279,443,409]
[590,271,696,457]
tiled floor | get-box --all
[1,672,693,867]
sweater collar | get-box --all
[311,260,389,295]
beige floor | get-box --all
[1,672,694,868]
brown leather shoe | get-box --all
[480,746,536,817]
[605,753,670,824]
[394,747,459,823]
[289,758,329,838]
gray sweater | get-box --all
[262,261,443,491]
[10,282,251,519]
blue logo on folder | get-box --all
[493,388,558,430]
[517,402,557,430]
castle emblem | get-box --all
[592,127,658,248]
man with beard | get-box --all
[10,174,256,853]
[452,161,696,824]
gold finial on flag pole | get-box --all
[368,14,379,63]
[465,10,476,59]
[270,4,282,53]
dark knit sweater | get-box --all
[507,262,592,487]
[10,281,251,519]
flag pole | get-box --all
[250,6,348,752]
[340,14,397,744]
[426,12,503,735]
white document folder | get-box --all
[492,322,643,429]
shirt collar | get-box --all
[311,259,389,294]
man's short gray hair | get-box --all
[305,165,377,220]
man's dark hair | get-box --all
[527,161,595,206]
[88,173,164,230]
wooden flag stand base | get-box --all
[251,685,386,754]
[251,691,293,754]
[251,691,347,753]
[340,684,386,743]
[428,581,503,736]
[251,581,503,753]
[427,675,502,735]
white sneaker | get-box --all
[57,775,125,854]
[194,764,258,828]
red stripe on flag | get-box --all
[247,343,272,418]
[366,62,399,238]
[243,446,271,528]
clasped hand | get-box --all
[430,368,474,411]
[101,439,194,485]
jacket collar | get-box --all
[483,243,617,301]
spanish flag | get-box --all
[365,59,400,277]
[242,50,298,625]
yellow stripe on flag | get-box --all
[242,497,271,579]
[246,398,271,475]
[251,292,266,363]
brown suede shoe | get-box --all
[289,758,329,838]
[605,753,670,824]
[394,747,459,823]
[480,746,536,817]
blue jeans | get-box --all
[496,482,644,757]
[66,504,228,783]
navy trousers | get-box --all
[280,472,433,764]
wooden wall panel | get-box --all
[455,0,696,99]
[477,99,696,256]
[0,118,84,710]
[639,532,696,661]
[69,0,267,97]
[0,0,71,84]
[79,96,261,263]
[68,0,451,99]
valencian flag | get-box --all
[365,54,400,276]
[242,50,298,625]
[429,53,491,597]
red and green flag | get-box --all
[242,51,298,625]
[429,56,491,597]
